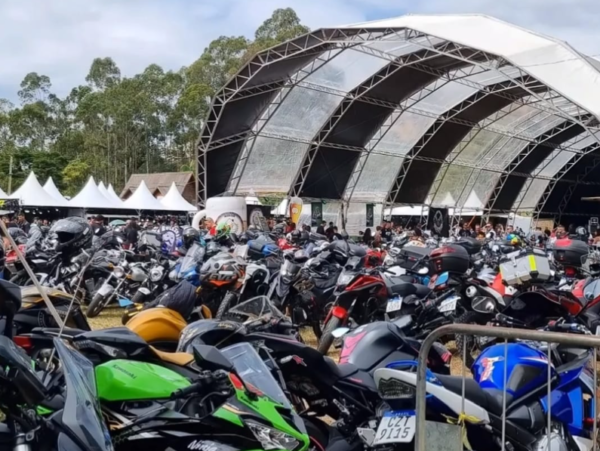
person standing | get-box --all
[325,222,335,241]
[17,212,30,234]
[373,226,383,248]
[316,220,326,235]
[91,215,106,236]
[124,217,140,250]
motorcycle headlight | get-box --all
[150,268,163,282]
[246,421,299,451]
[113,266,125,278]
[337,273,354,286]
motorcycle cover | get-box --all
[143,280,196,319]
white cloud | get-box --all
[0,0,599,100]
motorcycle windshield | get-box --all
[221,342,291,409]
[179,243,205,275]
[53,338,113,451]
[227,296,285,322]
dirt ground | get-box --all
[89,307,470,376]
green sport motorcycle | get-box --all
[39,341,311,451]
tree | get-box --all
[0,7,310,196]
[18,72,52,104]
[86,57,121,91]
[62,160,91,196]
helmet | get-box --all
[47,217,92,252]
[215,222,231,241]
[509,235,521,246]
[290,230,301,244]
[182,227,200,249]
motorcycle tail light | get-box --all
[377,378,415,399]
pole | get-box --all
[0,220,64,328]
[8,155,13,194]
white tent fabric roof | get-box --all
[43,177,69,204]
[346,14,600,118]
[98,181,126,208]
[70,177,121,209]
[10,172,68,207]
[124,180,166,211]
[207,13,600,222]
[0,186,7,197]
[106,184,122,204]
[159,182,197,211]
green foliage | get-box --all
[0,8,309,197]
[62,160,91,196]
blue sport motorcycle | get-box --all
[367,322,597,450]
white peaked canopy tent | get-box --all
[70,177,121,209]
[107,184,123,204]
[43,177,69,204]
[98,181,126,208]
[10,172,68,207]
[160,182,197,211]
[123,180,166,211]
[0,186,7,197]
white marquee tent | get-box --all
[123,180,166,211]
[107,184,122,204]
[43,177,69,204]
[98,181,126,208]
[10,172,69,207]
[0,186,7,198]
[70,177,121,209]
[159,182,197,211]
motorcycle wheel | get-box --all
[215,291,238,320]
[131,290,148,305]
[317,316,342,355]
[454,311,487,370]
[86,293,107,318]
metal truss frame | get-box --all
[197,26,600,208]
[383,79,538,212]
[287,40,487,199]
[482,119,585,217]
[531,145,600,223]
[224,47,345,196]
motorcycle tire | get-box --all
[131,290,148,305]
[312,321,323,340]
[317,316,342,355]
[215,291,238,320]
[86,293,107,318]
[454,310,487,370]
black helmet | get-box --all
[290,230,301,244]
[47,217,92,252]
[182,227,200,249]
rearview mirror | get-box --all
[191,344,234,372]
[332,327,350,338]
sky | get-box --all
[1,0,599,101]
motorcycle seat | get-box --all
[436,374,503,416]
[387,281,418,298]
[324,357,359,379]
[414,284,431,298]
[348,245,367,258]
[30,326,88,337]
[149,346,194,366]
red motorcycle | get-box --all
[317,256,428,355]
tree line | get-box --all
[0,8,309,196]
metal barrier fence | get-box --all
[414,324,600,451]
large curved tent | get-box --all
[197,14,600,227]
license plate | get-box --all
[438,296,459,313]
[97,283,114,296]
[386,296,403,312]
[373,410,416,445]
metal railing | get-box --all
[414,324,600,451]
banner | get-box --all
[311,202,323,227]
[427,207,449,237]
[247,205,271,232]
[366,204,374,227]
[289,196,303,225]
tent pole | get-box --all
[0,220,64,328]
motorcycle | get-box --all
[367,322,597,450]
